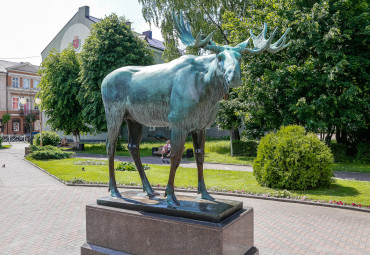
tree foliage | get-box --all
[223,0,369,146]
[140,0,369,147]
[78,13,155,133]
[1,113,10,134]
[38,46,89,138]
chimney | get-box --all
[79,6,90,18]
[142,31,152,39]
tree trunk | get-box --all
[336,127,348,145]
[230,128,240,141]
[229,128,240,157]
[72,130,80,148]
[325,128,334,146]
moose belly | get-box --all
[127,103,171,127]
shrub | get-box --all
[115,162,150,171]
[0,136,2,146]
[232,140,258,157]
[29,145,74,159]
[253,125,334,190]
[116,136,127,151]
[355,143,370,164]
[329,142,349,162]
[33,131,61,146]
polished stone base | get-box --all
[81,194,258,255]
[97,190,243,223]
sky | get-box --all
[0,0,162,66]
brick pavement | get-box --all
[0,143,369,255]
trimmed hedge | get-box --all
[29,145,74,159]
[355,143,370,164]
[33,131,61,146]
[232,140,258,157]
[253,125,334,190]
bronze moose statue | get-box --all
[101,11,290,207]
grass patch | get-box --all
[0,145,11,149]
[333,163,370,173]
[77,140,370,172]
[28,157,370,206]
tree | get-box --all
[223,0,369,146]
[78,13,155,133]
[139,0,251,61]
[38,46,89,147]
[215,90,243,141]
[1,113,10,134]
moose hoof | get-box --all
[166,195,180,207]
[200,192,215,201]
[111,188,123,198]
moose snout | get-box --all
[225,66,241,88]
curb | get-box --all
[24,158,370,214]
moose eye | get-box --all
[217,54,225,61]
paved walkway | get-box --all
[0,143,369,255]
[75,153,370,181]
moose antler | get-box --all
[173,11,290,55]
[234,23,290,54]
[173,11,223,53]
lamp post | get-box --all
[35,98,42,146]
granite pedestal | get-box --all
[81,191,258,255]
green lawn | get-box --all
[28,157,370,207]
[0,145,11,149]
[76,141,370,173]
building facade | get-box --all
[0,60,41,135]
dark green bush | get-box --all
[329,142,349,162]
[253,125,334,190]
[116,136,127,151]
[33,131,61,146]
[29,145,74,159]
[0,136,3,146]
[355,143,370,164]
[232,140,258,156]
[115,162,150,171]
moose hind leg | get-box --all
[125,118,158,196]
[165,129,187,207]
[192,129,214,201]
[106,109,125,198]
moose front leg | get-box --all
[165,129,187,207]
[191,129,214,201]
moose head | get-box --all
[173,11,290,89]
[102,11,290,207]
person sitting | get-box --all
[61,137,68,147]
[161,140,171,159]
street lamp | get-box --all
[35,98,42,146]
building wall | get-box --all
[0,73,6,111]
[41,6,93,60]
[0,68,40,135]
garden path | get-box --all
[75,153,370,181]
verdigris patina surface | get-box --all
[101,11,290,207]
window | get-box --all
[23,78,30,88]
[165,126,171,130]
[149,126,156,131]
[13,121,20,131]
[34,105,39,110]
[12,97,19,110]
[33,79,39,88]
[12,77,19,88]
